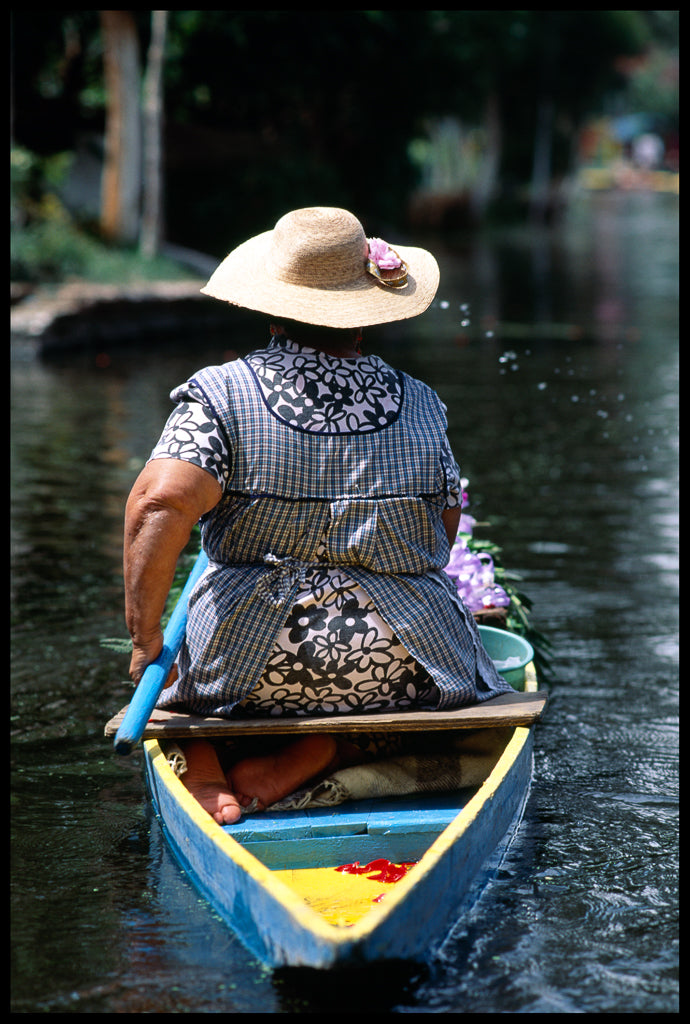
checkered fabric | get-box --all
[156,345,511,716]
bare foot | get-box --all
[226,735,338,810]
[179,739,243,825]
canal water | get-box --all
[11,190,678,1013]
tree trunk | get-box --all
[100,10,142,244]
[470,91,502,223]
[529,96,554,224]
[140,10,168,259]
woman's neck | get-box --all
[301,339,361,358]
[273,321,362,358]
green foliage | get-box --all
[11,147,90,280]
[625,45,679,123]
[466,534,553,681]
[11,214,194,284]
[99,637,133,655]
[12,10,658,255]
[11,146,194,283]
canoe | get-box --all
[106,552,547,969]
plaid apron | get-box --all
[156,346,510,717]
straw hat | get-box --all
[201,207,439,328]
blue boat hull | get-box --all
[143,715,535,968]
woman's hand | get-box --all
[128,629,179,688]
[128,629,164,684]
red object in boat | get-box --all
[335,858,416,884]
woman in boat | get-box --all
[124,207,512,824]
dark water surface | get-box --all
[11,191,678,1013]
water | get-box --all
[11,191,678,1012]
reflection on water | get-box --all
[11,192,677,1013]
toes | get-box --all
[213,799,242,826]
[223,802,242,824]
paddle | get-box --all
[113,548,209,755]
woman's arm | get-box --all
[442,506,462,547]
[124,459,222,682]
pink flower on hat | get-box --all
[367,238,402,270]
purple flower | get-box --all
[367,237,402,269]
[459,512,476,535]
[444,539,477,579]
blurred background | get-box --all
[10,10,678,280]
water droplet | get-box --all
[460,319,470,327]
[537,382,548,390]
[485,330,494,338]
[440,300,449,309]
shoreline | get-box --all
[10,277,239,355]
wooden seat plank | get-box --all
[104,688,547,740]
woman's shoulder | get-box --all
[185,357,254,390]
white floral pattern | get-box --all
[236,568,440,717]
[245,340,404,433]
[150,393,230,487]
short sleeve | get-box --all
[148,385,231,489]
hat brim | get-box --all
[200,230,440,328]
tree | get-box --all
[100,10,141,244]
[140,11,168,258]
[11,10,658,254]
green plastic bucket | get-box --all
[478,625,534,690]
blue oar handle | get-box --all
[114,549,209,755]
